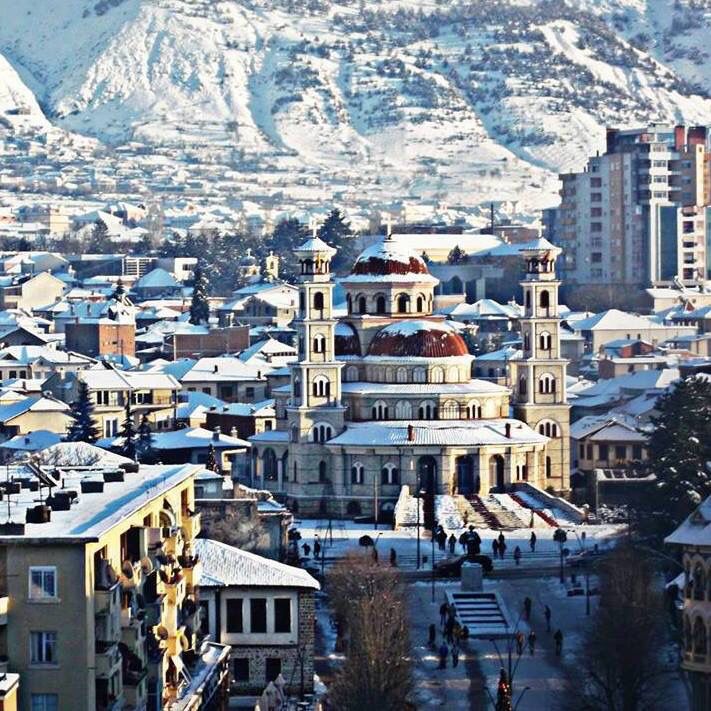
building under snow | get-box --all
[249,233,570,519]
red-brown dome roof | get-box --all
[367,320,469,358]
[335,322,361,357]
[351,238,430,277]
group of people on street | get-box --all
[518,597,565,658]
[434,601,470,670]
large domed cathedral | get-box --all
[250,233,570,520]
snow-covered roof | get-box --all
[205,399,275,417]
[177,357,265,383]
[367,319,471,359]
[666,497,711,547]
[195,538,319,590]
[134,268,180,290]
[326,419,546,447]
[572,309,678,332]
[448,299,522,320]
[0,430,62,452]
[295,236,336,256]
[570,414,643,441]
[345,237,438,284]
[79,367,180,392]
[34,441,133,467]
[0,395,69,423]
[147,427,250,450]
[0,464,199,542]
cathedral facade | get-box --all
[250,234,570,519]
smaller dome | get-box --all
[335,322,361,357]
[351,238,430,277]
[367,320,469,358]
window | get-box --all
[586,444,593,460]
[266,658,282,682]
[538,374,556,394]
[372,401,388,420]
[351,463,364,485]
[545,457,552,478]
[591,253,602,263]
[632,444,643,460]
[397,294,410,313]
[226,598,243,633]
[103,419,118,438]
[245,387,255,399]
[274,599,291,633]
[29,567,57,600]
[598,444,609,462]
[579,444,585,459]
[313,334,326,354]
[250,599,267,633]
[233,658,249,682]
[313,292,324,311]
[358,296,366,314]
[30,631,57,665]
[615,445,626,461]
[539,332,551,351]
[96,390,110,406]
[381,465,399,486]
[31,696,58,711]
[219,385,234,400]
[375,295,386,314]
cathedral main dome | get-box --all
[367,320,469,358]
[351,239,430,277]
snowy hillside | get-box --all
[1,0,711,221]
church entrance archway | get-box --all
[490,454,505,492]
[455,455,478,496]
[418,456,438,530]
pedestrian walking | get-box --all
[523,596,532,621]
[498,531,506,549]
[451,643,460,668]
[513,546,522,566]
[554,629,563,656]
[390,547,397,567]
[530,531,537,552]
[492,539,500,558]
[445,615,456,644]
[314,538,321,558]
[515,631,524,656]
[302,543,311,557]
[438,642,449,669]
[428,623,436,649]
[459,531,468,552]
[544,605,551,632]
[448,534,456,555]
[439,602,450,628]
[528,631,536,656]
[437,527,447,551]
[499,541,507,560]
[471,529,481,554]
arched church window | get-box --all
[375,295,386,314]
[397,293,410,313]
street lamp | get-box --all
[571,529,591,616]
[416,485,425,570]
[431,518,436,603]
[554,527,568,585]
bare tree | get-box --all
[561,545,677,711]
[328,553,413,711]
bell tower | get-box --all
[513,238,570,491]
[285,233,346,508]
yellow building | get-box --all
[0,461,230,711]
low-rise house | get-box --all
[132,268,184,301]
[569,309,697,353]
[45,366,180,438]
[0,430,62,461]
[0,346,94,381]
[164,357,269,403]
[204,400,276,441]
[0,395,71,439]
[195,538,318,697]
[0,271,65,311]
[166,325,250,360]
[218,282,298,329]
[0,461,230,711]
[571,414,648,473]
[597,354,669,379]
[665,496,711,711]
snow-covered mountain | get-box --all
[1,0,711,221]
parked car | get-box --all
[434,554,493,578]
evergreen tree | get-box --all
[66,381,100,444]
[189,260,211,325]
[137,415,157,464]
[88,220,111,254]
[119,400,137,460]
[318,208,355,270]
[447,244,468,264]
[206,443,219,473]
[642,375,711,536]
[266,218,309,281]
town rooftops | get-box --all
[570,414,645,442]
[0,463,200,543]
[100,426,250,451]
[195,538,319,590]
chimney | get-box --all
[505,423,512,439]
[407,424,414,442]
[212,426,221,441]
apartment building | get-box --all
[0,461,230,711]
[553,124,711,289]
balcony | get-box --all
[122,616,147,651]
[119,560,143,590]
[95,581,121,616]
[123,670,148,709]
[180,511,201,542]
[0,596,8,625]
[95,641,122,679]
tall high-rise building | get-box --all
[552,124,711,289]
